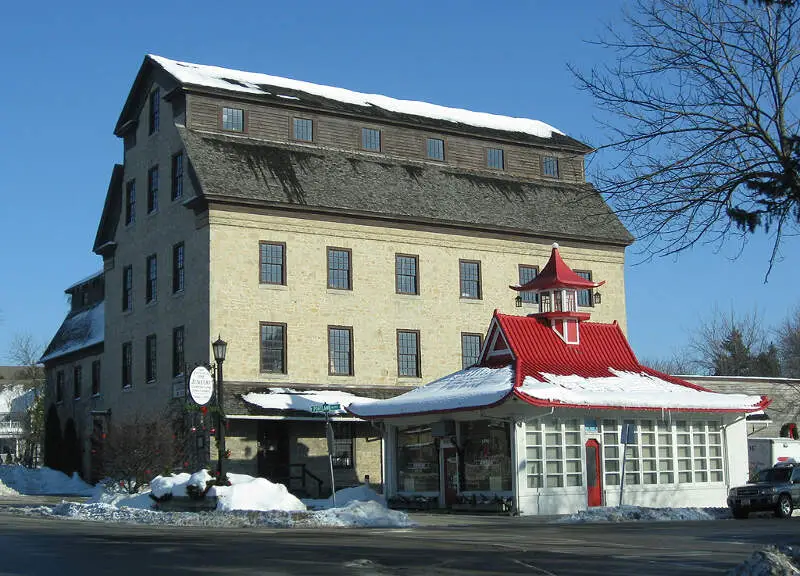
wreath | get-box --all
[779,422,798,440]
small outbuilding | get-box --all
[348,244,769,515]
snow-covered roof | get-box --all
[0,385,35,414]
[64,270,103,293]
[149,55,564,140]
[517,370,766,412]
[242,388,376,415]
[40,302,104,364]
[347,366,514,419]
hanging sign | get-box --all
[188,366,214,406]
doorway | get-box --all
[586,439,602,507]
[258,421,290,483]
[442,447,459,506]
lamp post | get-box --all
[212,335,229,485]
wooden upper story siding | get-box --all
[187,94,585,183]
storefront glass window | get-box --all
[461,421,512,491]
[397,426,439,492]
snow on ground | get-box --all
[0,465,95,496]
[0,478,20,496]
[304,484,386,510]
[71,470,411,528]
[728,545,800,575]
[209,473,306,512]
[555,505,731,524]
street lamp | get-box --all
[212,335,229,485]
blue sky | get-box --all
[0,0,796,364]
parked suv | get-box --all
[727,462,800,519]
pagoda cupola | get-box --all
[510,243,604,344]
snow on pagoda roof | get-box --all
[242,388,376,415]
[346,366,514,419]
[516,370,767,412]
[149,55,564,140]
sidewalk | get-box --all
[407,510,561,527]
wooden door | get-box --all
[586,439,602,507]
[258,421,290,483]
[443,447,459,506]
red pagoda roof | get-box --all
[511,243,603,292]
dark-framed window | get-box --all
[146,334,157,383]
[331,422,354,469]
[426,137,445,161]
[222,107,244,131]
[327,247,352,290]
[145,254,157,304]
[576,270,593,307]
[122,342,133,389]
[518,265,539,304]
[487,148,505,170]
[73,365,82,400]
[461,333,483,370]
[172,326,185,378]
[542,156,559,178]
[259,242,286,285]
[147,166,159,214]
[395,254,419,295]
[328,326,353,376]
[361,127,381,151]
[172,242,185,294]
[397,330,421,378]
[459,260,482,299]
[122,265,133,311]
[91,360,101,397]
[260,322,287,374]
[171,152,184,201]
[125,180,136,225]
[56,371,64,403]
[149,88,160,135]
[293,117,313,141]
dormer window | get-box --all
[222,107,244,132]
[149,88,160,135]
[542,156,559,178]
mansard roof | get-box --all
[178,128,634,246]
[116,55,591,152]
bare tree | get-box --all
[640,354,697,375]
[102,412,181,494]
[687,308,779,375]
[778,307,800,377]
[572,0,800,274]
[7,333,45,385]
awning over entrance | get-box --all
[242,388,377,416]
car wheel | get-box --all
[732,508,749,519]
[775,495,793,518]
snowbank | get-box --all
[209,474,306,512]
[0,478,20,496]
[32,499,412,528]
[151,470,213,499]
[0,465,95,496]
[555,505,730,524]
[728,545,800,575]
[305,484,386,510]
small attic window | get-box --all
[222,107,244,132]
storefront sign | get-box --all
[584,418,599,433]
[188,366,214,406]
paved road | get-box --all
[0,502,797,575]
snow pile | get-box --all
[0,478,20,496]
[150,55,564,140]
[31,500,412,528]
[242,389,373,415]
[151,470,213,499]
[208,473,306,512]
[0,465,95,496]
[310,501,411,528]
[519,369,765,411]
[555,505,730,524]
[305,484,386,510]
[348,366,514,418]
[728,545,800,576]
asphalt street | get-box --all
[0,502,797,575]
